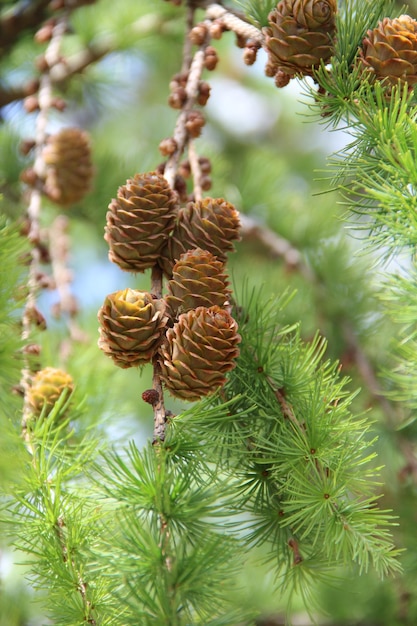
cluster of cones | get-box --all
[28,1,417,417]
[97,171,241,402]
[264,0,417,90]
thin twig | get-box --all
[187,139,203,201]
[20,189,42,437]
[159,515,173,573]
[239,213,315,281]
[164,48,207,189]
[21,82,51,433]
[288,537,303,565]
[150,262,163,300]
[20,14,69,434]
[205,3,264,44]
[398,438,417,486]
[48,32,119,83]
[152,357,167,444]
[164,2,264,190]
[265,374,305,430]
[341,321,398,425]
[182,3,196,74]
[54,515,97,624]
[151,264,168,443]
[0,13,169,107]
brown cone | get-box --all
[159,197,240,277]
[358,15,417,88]
[105,172,179,272]
[165,248,231,319]
[98,288,168,368]
[263,0,337,84]
[42,128,94,206]
[159,305,241,401]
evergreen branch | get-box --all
[97,442,228,540]
[94,442,247,624]
[305,69,417,438]
[3,409,109,625]
[52,512,98,625]
[240,214,399,425]
[323,84,417,258]
[305,0,402,126]
[335,0,399,67]
[170,288,401,597]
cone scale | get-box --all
[165,248,231,319]
[159,305,241,401]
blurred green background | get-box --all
[1,1,417,624]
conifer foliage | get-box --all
[2,0,417,624]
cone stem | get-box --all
[188,140,203,202]
[151,264,167,443]
[205,4,263,44]
[151,263,163,299]
[152,357,167,444]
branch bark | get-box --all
[205,3,264,44]
[20,13,68,435]
[0,0,51,57]
[164,47,207,189]
[151,264,168,444]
